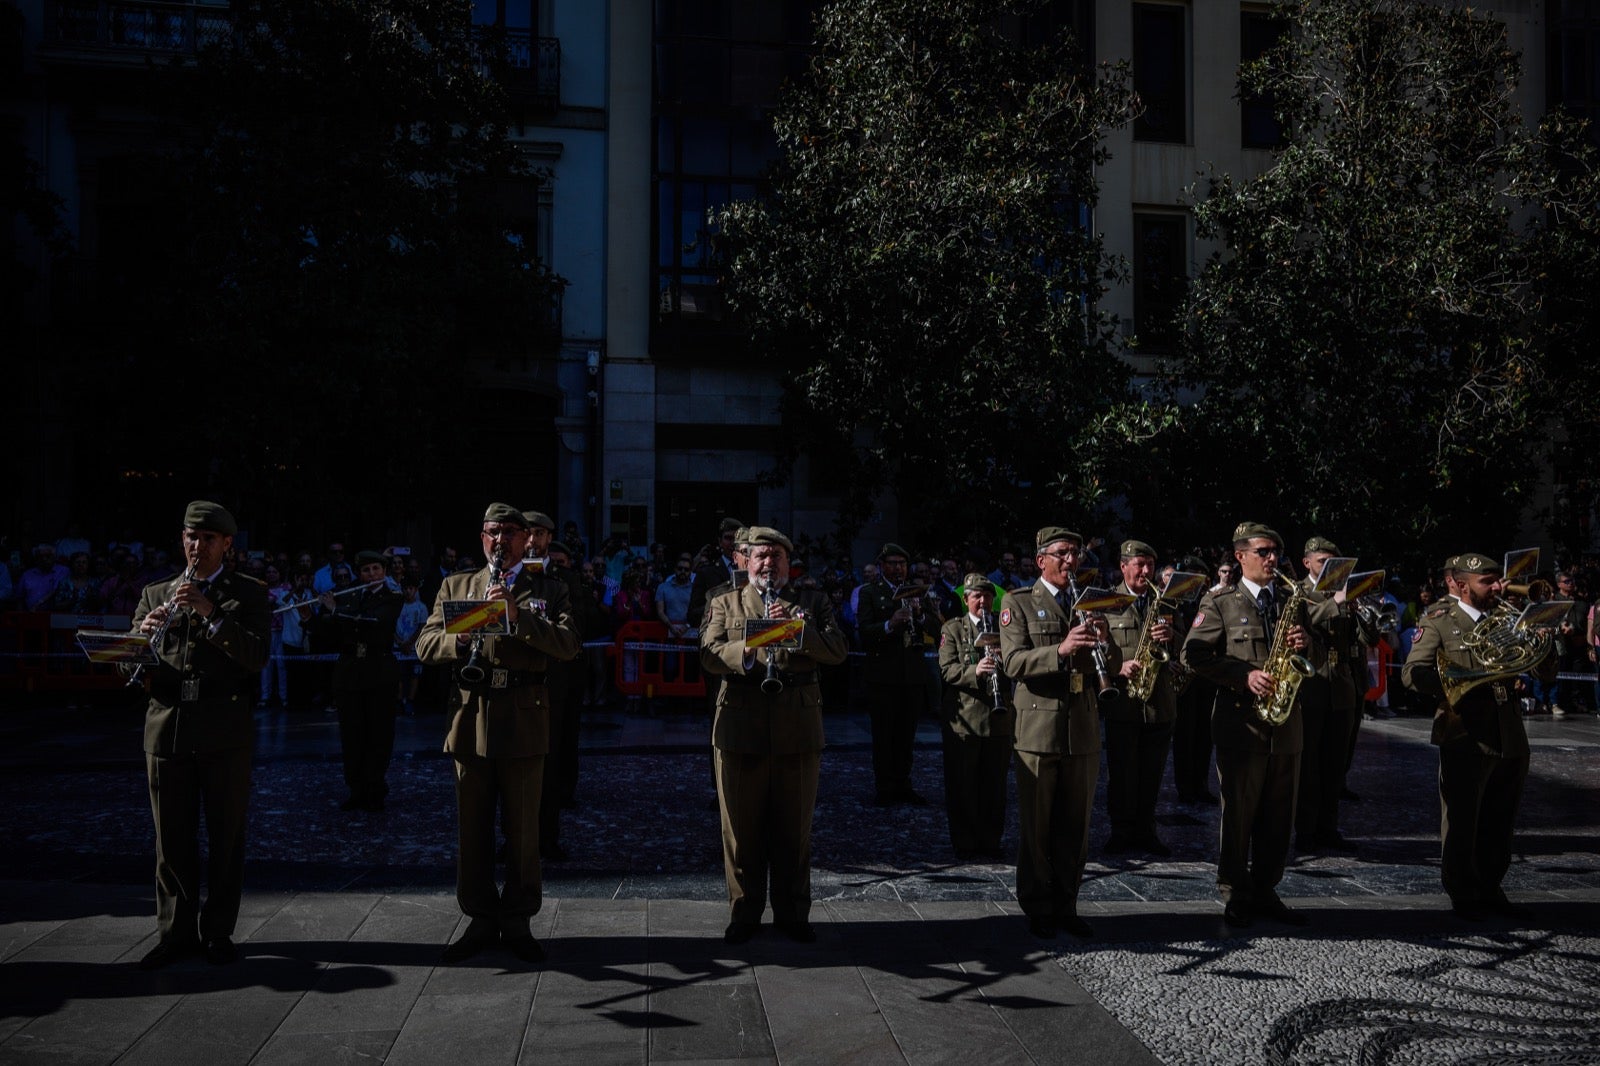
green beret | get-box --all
[355,550,387,568]
[879,542,910,561]
[962,572,993,592]
[733,527,751,549]
[1443,554,1460,572]
[719,517,744,534]
[1304,535,1340,555]
[1455,552,1502,576]
[1036,526,1082,551]
[482,502,528,529]
[183,500,237,536]
[1232,521,1281,546]
[521,510,555,532]
[745,526,794,553]
[1120,539,1156,560]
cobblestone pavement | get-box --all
[1,696,1597,1063]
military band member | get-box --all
[700,527,849,944]
[1169,557,1218,805]
[309,549,404,812]
[1000,526,1121,939]
[1181,522,1338,929]
[417,503,581,964]
[524,512,585,861]
[1294,537,1360,853]
[857,542,940,806]
[1401,552,1554,920]
[937,575,1015,860]
[130,501,270,969]
[1103,540,1177,856]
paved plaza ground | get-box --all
[1,694,1597,1064]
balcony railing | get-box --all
[472,28,560,109]
[44,0,231,55]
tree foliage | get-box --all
[90,0,563,533]
[716,0,1150,544]
[1166,0,1599,562]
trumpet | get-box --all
[272,580,383,613]
[127,567,197,688]
[458,552,506,685]
[1354,594,1399,634]
[1064,570,1121,708]
[757,579,784,695]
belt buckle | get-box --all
[491,669,509,690]
[180,679,200,702]
[1329,650,1340,666]
[356,642,368,659]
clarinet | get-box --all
[127,567,196,688]
[458,551,505,684]
[979,611,1007,711]
[1064,570,1121,707]
[758,579,784,695]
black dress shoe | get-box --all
[360,797,385,813]
[1482,895,1531,919]
[723,921,757,945]
[1103,835,1136,854]
[777,921,817,943]
[541,842,569,861]
[900,787,929,806]
[339,795,362,811]
[1316,831,1354,852]
[1451,899,1488,921]
[1258,899,1310,927]
[1222,900,1253,929]
[1060,914,1093,938]
[203,936,238,965]
[503,934,546,963]
[873,790,897,807]
[441,924,497,963]
[1339,787,1361,802]
[1026,916,1057,939]
[138,938,198,971]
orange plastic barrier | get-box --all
[611,620,705,698]
[1364,639,1391,702]
[0,611,131,692]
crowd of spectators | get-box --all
[5,526,1599,717]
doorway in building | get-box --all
[657,482,760,559]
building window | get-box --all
[1133,3,1188,144]
[1132,211,1188,351]
[652,0,818,356]
[1240,9,1286,149]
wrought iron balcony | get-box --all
[42,0,231,57]
[472,28,560,110]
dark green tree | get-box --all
[89,0,563,536]
[716,0,1155,545]
[1167,0,1599,565]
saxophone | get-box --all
[1256,572,1314,726]
[1126,595,1173,704]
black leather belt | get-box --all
[729,670,818,687]
[455,669,547,691]
[151,677,243,703]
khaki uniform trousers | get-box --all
[1013,749,1096,921]
[1438,742,1528,905]
[1215,746,1299,906]
[146,746,252,944]
[715,748,821,925]
[454,752,544,935]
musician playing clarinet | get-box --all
[129,500,269,970]
[699,526,848,945]
[417,503,579,965]
[937,573,1014,861]
[1000,526,1121,940]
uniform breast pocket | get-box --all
[1037,621,1063,640]
[1232,626,1267,654]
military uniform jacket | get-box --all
[1104,583,1178,726]
[1180,582,1339,754]
[688,554,739,628]
[309,586,403,691]
[1299,577,1363,706]
[700,584,850,755]
[937,614,1015,738]
[857,579,939,685]
[1401,600,1550,757]
[416,567,581,759]
[132,571,270,756]
[527,558,588,699]
[998,579,1122,755]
